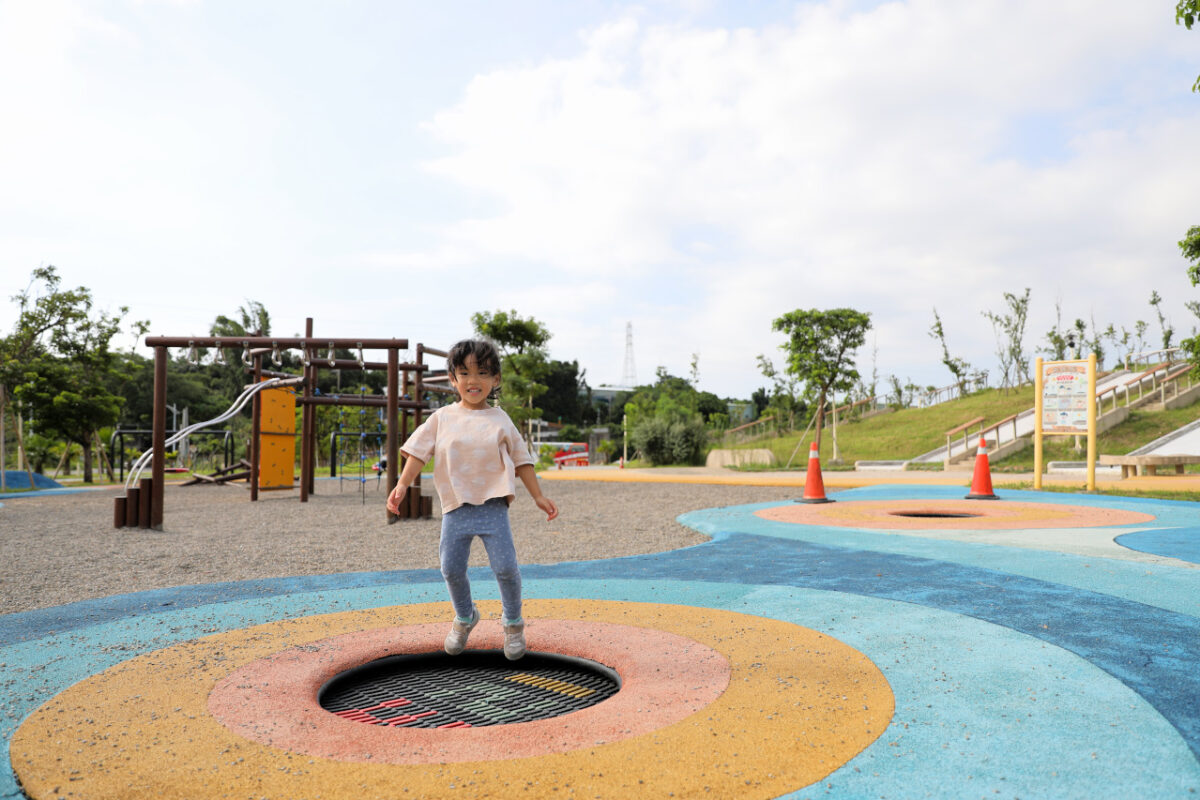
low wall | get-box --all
[705,449,776,468]
[1165,382,1200,410]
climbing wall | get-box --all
[258,383,295,490]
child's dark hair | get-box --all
[447,338,502,377]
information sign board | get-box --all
[1033,354,1097,491]
[1041,363,1090,433]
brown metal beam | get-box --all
[299,395,428,410]
[151,346,167,529]
[309,359,427,372]
[144,336,408,349]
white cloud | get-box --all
[414,0,1200,395]
[2,1,1197,401]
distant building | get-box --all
[726,401,755,425]
[591,384,636,405]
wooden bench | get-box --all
[1098,454,1200,478]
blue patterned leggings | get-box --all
[439,497,522,623]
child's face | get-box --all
[449,353,500,410]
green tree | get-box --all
[982,288,1031,389]
[623,367,696,431]
[755,355,803,430]
[1101,323,1131,370]
[628,415,707,465]
[1040,300,1070,361]
[5,267,143,483]
[208,301,275,400]
[1,267,92,485]
[1180,1,1200,91]
[1181,225,1200,285]
[929,308,972,395]
[750,386,770,419]
[1149,290,1174,351]
[1133,319,1149,358]
[1177,226,1200,364]
[16,357,124,482]
[540,359,587,425]
[771,308,872,449]
[1071,318,1087,359]
[696,391,726,423]
[211,300,271,340]
[471,310,552,443]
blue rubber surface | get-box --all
[0,472,61,491]
[1117,528,1200,564]
[1,484,1198,799]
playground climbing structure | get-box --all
[114,318,453,530]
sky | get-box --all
[2,0,1199,401]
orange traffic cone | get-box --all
[797,441,833,504]
[965,437,999,500]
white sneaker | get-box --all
[444,605,479,655]
[503,620,526,661]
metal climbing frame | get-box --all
[128,323,433,530]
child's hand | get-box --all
[386,484,408,515]
[534,494,558,521]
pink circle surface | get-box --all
[208,619,731,764]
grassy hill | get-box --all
[730,385,1200,472]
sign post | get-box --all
[1033,353,1098,491]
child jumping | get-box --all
[386,338,558,660]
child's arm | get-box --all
[386,454,426,515]
[515,464,558,520]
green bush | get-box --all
[558,424,585,442]
[631,418,707,465]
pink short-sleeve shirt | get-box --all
[400,403,535,514]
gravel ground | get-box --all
[0,479,799,615]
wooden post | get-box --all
[139,478,152,529]
[50,443,70,480]
[94,431,116,482]
[1033,357,1044,490]
[0,382,6,493]
[386,347,399,523]
[413,344,425,512]
[250,352,262,502]
[113,496,126,528]
[151,345,167,529]
[400,369,409,465]
[14,410,36,492]
[125,486,140,527]
[306,355,316,495]
[1086,352,1097,492]
[300,318,313,503]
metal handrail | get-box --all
[944,416,985,465]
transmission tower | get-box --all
[621,322,637,388]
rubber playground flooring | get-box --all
[2,472,1199,798]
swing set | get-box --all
[113,317,454,530]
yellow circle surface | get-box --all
[12,600,893,799]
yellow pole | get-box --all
[1087,352,1097,492]
[1033,357,1044,490]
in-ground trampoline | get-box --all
[2,483,1198,798]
